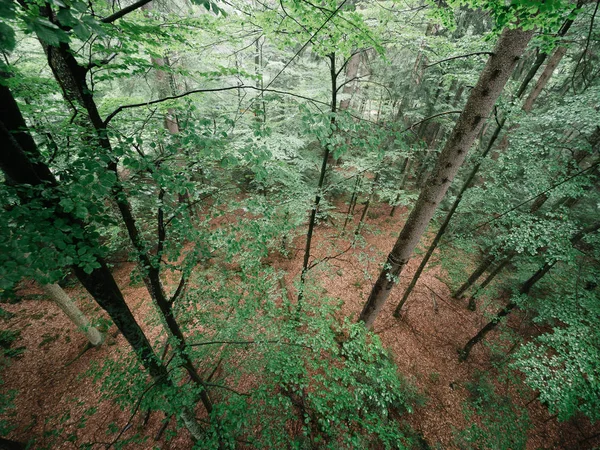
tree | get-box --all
[0,79,206,441]
[359,25,534,328]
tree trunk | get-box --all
[459,222,600,360]
[343,175,361,232]
[522,46,567,112]
[466,253,515,311]
[354,173,379,236]
[453,254,496,299]
[359,27,534,329]
[0,437,26,450]
[298,53,337,303]
[39,282,104,346]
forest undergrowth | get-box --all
[2,202,598,449]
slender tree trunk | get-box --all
[458,261,554,361]
[354,173,379,236]
[343,175,361,232]
[522,46,567,112]
[39,282,104,346]
[466,253,515,310]
[453,254,496,299]
[298,53,337,303]
[459,222,600,361]
[359,27,534,329]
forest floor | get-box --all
[2,202,599,449]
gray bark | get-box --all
[40,283,104,346]
[359,27,534,329]
[522,46,567,112]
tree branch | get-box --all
[101,0,153,23]
[169,274,187,304]
[402,110,462,133]
[424,52,494,69]
[103,85,330,125]
[189,339,310,349]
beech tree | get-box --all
[359,24,534,328]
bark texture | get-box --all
[40,283,104,346]
[359,27,534,329]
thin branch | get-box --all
[105,373,168,449]
[424,52,494,69]
[170,275,187,304]
[104,85,330,125]
[204,382,251,397]
[335,74,369,92]
[189,339,310,349]
[402,110,462,132]
[101,0,153,23]
[307,242,353,270]
[571,0,599,93]
[335,48,367,78]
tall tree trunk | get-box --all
[39,282,104,346]
[298,53,337,304]
[343,175,361,232]
[453,254,496,299]
[459,261,555,361]
[459,222,600,361]
[466,253,515,310]
[393,15,577,314]
[354,173,379,236]
[358,27,534,329]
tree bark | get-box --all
[39,282,104,346]
[522,46,567,112]
[359,27,534,329]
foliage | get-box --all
[456,373,530,450]
[512,287,600,422]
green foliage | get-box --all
[512,289,600,422]
[456,373,530,450]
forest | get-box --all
[0,0,599,448]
